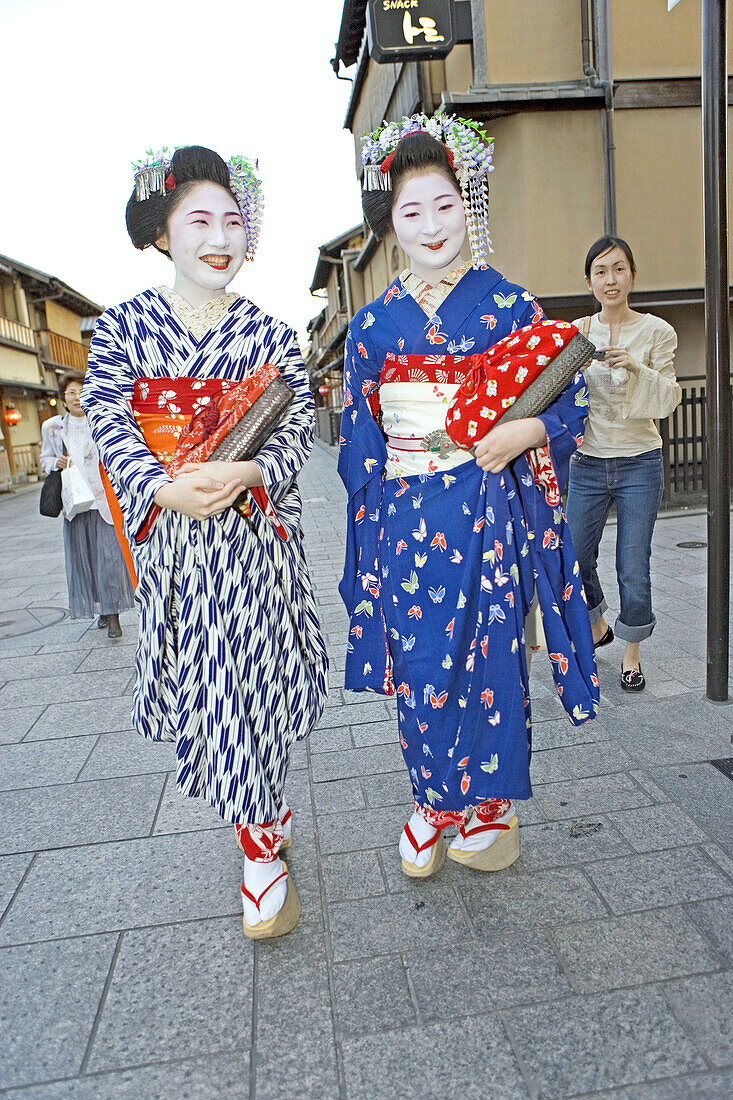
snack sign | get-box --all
[367,0,459,63]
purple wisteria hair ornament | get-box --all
[132,147,264,261]
[361,112,495,268]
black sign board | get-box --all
[367,0,457,63]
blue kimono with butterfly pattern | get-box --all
[338,266,599,812]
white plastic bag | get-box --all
[61,462,95,518]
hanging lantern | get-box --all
[318,385,330,396]
[4,406,21,427]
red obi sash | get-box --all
[132,377,230,464]
[379,353,470,387]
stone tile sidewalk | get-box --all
[1,448,732,1099]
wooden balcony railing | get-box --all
[0,315,37,350]
[38,330,88,372]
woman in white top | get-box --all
[40,374,135,638]
[565,236,682,692]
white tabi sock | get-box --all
[399,811,439,869]
[242,854,288,926]
[449,801,516,853]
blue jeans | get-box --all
[565,449,664,643]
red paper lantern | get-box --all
[318,385,330,396]
[4,406,21,427]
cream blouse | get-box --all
[573,312,682,458]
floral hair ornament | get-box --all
[131,148,264,261]
[361,113,495,268]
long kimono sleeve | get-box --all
[623,323,681,421]
[337,317,392,694]
[252,326,315,507]
[337,321,385,615]
[516,298,588,499]
[82,309,172,541]
[513,371,599,726]
[535,373,589,496]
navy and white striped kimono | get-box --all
[82,289,328,825]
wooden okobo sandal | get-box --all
[447,814,520,871]
[401,822,446,879]
[241,864,301,940]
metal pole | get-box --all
[702,0,730,701]
[592,0,618,235]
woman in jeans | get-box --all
[566,236,681,692]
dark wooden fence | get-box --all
[660,375,732,502]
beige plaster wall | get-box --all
[0,345,43,385]
[612,107,733,292]
[612,0,702,80]
[3,393,41,448]
[482,0,583,85]
[489,111,604,298]
[443,44,472,94]
[46,301,83,342]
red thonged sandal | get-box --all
[401,822,446,879]
[447,814,519,871]
[241,864,301,940]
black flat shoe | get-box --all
[620,664,645,692]
[107,615,122,640]
[97,615,109,629]
[594,625,614,649]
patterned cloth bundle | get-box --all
[445,320,595,449]
[168,364,294,474]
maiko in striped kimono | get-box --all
[82,288,328,826]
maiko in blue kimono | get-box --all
[338,114,599,878]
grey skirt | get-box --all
[63,509,135,619]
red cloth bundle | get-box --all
[445,320,583,449]
[168,362,281,474]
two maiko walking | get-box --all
[83,124,599,943]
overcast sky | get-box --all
[0,0,362,342]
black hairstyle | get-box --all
[59,372,84,401]
[362,131,462,241]
[584,235,637,280]
[125,145,234,256]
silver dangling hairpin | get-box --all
[134,164,167,202]
[363,164,391,192]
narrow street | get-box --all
[1,445,732,1098]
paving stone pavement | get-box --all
[1,446,732,1099]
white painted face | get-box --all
[155,180,248,303]
[391,169,466,284]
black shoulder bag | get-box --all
[39,443,66,517]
